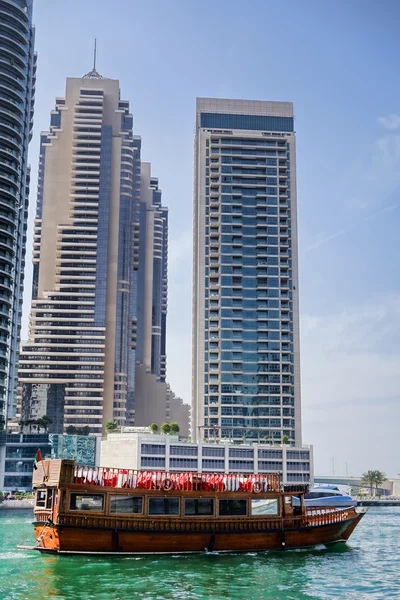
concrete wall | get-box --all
[166,387,190,437]
[134,363,167,426]
[134,365,191,435]
[0,499,34,510]
[101,435,138,469]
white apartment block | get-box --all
[101,429,313,485]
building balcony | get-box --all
[0,131,21,153]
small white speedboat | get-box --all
[293,485,356,508]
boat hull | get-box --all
[34,512,364,554]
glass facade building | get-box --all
[1,432,98,491]
[192,98,301,445]
[0,0,36,429]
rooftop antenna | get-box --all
[83,38,103,79]
[93,38,97,71]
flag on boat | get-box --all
[33,449,42,470]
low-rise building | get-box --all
[101,428,313,484]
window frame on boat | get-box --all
[35,489,47,508]
[184,498,215,517]
[250,497,279,516]
[109,495,144,515]
[69,492,105,512]
[147,496,180,516]
[35,488,55,511]
[218,498,248,517]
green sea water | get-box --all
[0,508,399,600]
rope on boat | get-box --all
[36,518,53,548]
[19,517,53,550]
[18,523,40,549]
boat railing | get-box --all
[58,513,285,532]
[34,509,52,523]
[72,465,281,493]
[305,506,356,527]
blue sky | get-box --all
[24,0,400,477]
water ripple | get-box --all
[0,508,399,599]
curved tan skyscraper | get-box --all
[17,71,140,434]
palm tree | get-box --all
[282,434,289,444]
[160,422,171,435]
[37,415,52,433]
[32,419,41,433]
[105,420,118,434]
[372,470,386,496]
[361,471,375,495]
[169,422,180,434]
[25,419,35,434]
[361,470,386,496]
[149,423,159,434]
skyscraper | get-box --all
[192,98,301,445]
[0,0,36,429]
[136,163,168,381]
[18,69,140,433]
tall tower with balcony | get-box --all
[192,98,301,445]
[17,71,140,434]
[0,0,36,429]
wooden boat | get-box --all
[25,459,365,554]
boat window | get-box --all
[219,499,247,516]
[46,488,54,510]
[110,496,143,514]
[148,497,180,516]
[35,490,46,508]
[184,498,214,516]
[70,493,104,512]
[251,498,278,516]
[307,492,335,499]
